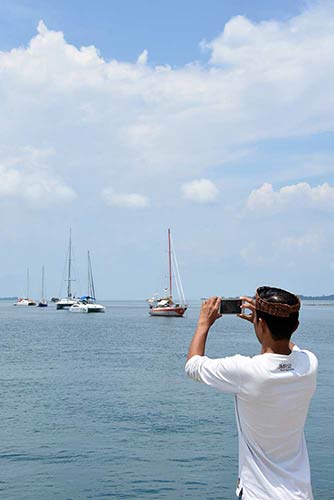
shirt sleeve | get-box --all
[185,354,245,394]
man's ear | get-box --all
[258,317,270,336]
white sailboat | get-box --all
[69,251,105,313]
[148,228,187,317]
[57,230,77,310]
[14,269,37,306]
[38,265,48,307]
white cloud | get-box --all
[0,148,76,205]
[240,229,325,270]
[0,2,333,200]
[247,182,334,213]
[102,188,149,208]
[182,179,219,204]
[202,10,331,68]
[137,49,148,65]
[278,232,323,253]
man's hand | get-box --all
[186,296,221,361]
[238,296,256,323]
[198,296,222,328]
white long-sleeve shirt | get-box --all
[185,346,318,500]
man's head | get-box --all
[255,286,300,341]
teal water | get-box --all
[0,300,332,499]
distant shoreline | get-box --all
[299,295,334,301]
[0,295,334,302]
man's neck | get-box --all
[261,340,292,355]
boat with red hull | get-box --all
[148,229,187,317]
[149,304,186,317]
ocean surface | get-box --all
[0,300,333,499]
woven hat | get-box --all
[255,286,301,318]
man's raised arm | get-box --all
[186,296,221,361]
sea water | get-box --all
[0,300,332,499]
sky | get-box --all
[1,0,334,300]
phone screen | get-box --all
[220,298,242,315]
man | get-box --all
[185,286,317,500]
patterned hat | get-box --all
[255,286,301,318]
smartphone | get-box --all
[220,298,242,315]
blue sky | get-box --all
[0,0,306,64]
[0,0,334,300]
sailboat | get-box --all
[69,251,105,313]
[14,268,37,306]
[147,228,187,317]
[38,266,48,307]
[56,230,77,310]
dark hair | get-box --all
[256,286,299,340]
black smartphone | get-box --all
[220,298,242,315]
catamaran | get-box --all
[147,228,187,317]
[56,230,77,310]
[69,251,105,313]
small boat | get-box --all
[56,297,76,309]
[69,297,105,313]
[57,230,77,310]
[38,265,48,307]
[148,228,187,317]
[14,298,37,306]
[13,269,37,306]
[69,251,105,313]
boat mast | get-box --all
[27,268,30,298]
[88,251,90,297]
[67,229,72,299]
[41,265,45,300]
[88,251,96,299]
[168,228,172,300]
